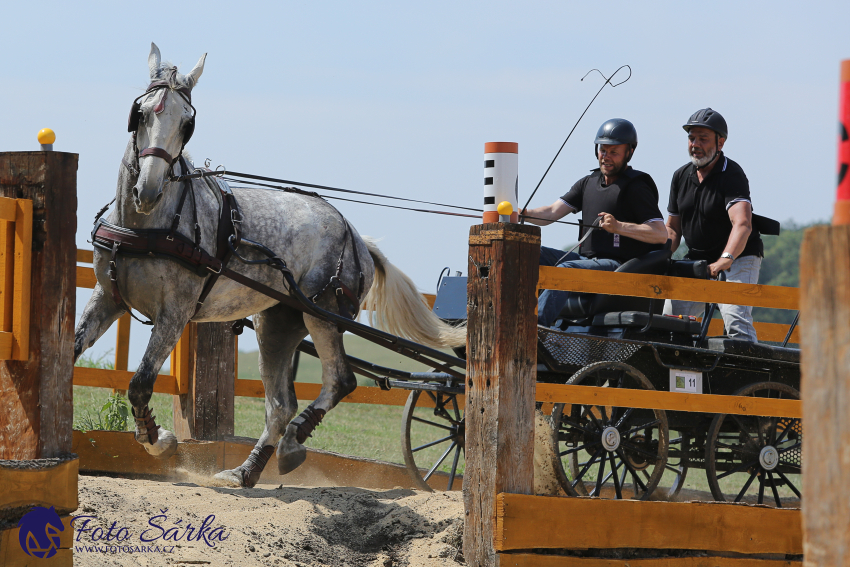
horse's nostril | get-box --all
[155,193,163,203]
[133,187,140,200]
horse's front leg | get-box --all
[74,283,126,362]
[128,314,192,460]
[277,314,358,475]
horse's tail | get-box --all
[361,237,466,349]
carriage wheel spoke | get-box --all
[716,459,759,480]
[728,414,757,445]
[620,441,660,462]
[586,407,606,431]
[755,416,766,446]
[664,464,683,475]
[447,445,462,491]
[623,419,661,438]
[612,407,636,429]
[734,471,758,502]
[572,448,603,489]
[591,450,608,497]
[558,417,600,437]
[767,471,782,507]
[411,416,454,432]
[774,469,802,498]
[609,452,623,499]
[450,396,461,422]
[559,440,601,458]
[774,419,799,445]
[423,441,456,482]
[757,473,765,505]
[412,434,455,453]
[616,448,648,492]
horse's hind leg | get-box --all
[74,283,126,362]
[277,315,357,475]
[215,304,307,488]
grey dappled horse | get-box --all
[74,43,465,488]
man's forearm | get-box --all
[615,221,668,244]
[724,224,752,258]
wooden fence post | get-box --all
[0,152,77,460]
[801,228,850,559]
[172,322,236,440]
[463,223,540,566]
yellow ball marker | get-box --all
[38,128,56,151]
[497,201,514,222]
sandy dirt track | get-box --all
[73,474,465,567]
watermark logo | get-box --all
[71,508,230,555]
[17,506,65,559]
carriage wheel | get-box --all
[401,389,465,492]
[550,361,669,500]
[705,381,802,507]
[664,433,690,499]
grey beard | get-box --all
[690,148,716,168]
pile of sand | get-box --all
[74,474,465,567]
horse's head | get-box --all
[129,43,206,215]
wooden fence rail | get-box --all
[73,250,801,408]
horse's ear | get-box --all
[186,53,206,89]
[148,43,162,80]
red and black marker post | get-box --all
[835,59,850,225]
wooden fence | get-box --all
[465,224,804,567]
[0,196,32,360]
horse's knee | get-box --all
[127,376,153,409]
[339,372,357,399]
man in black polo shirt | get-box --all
[664,108,763,342]
[523,118,667,327]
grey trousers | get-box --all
[663,255,762,342]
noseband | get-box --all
[124,72,197,175]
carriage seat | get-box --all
[558,248,673,321]
[704,337,800,364]
[591,311,702,334]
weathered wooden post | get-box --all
[463,221,540,566]
[0,149,78,565]
[0,151,77,460]
[172,322,236,440]
[802,59,850,566]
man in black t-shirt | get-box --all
[664,108,763,342]
[523,119,667,327]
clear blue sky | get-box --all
[1,1,847,359]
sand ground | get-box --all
[73,474,465,567]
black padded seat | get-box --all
[560,249,673,320]
[668,259,710,280]
[591,311,701,334]
[705,338,800,364]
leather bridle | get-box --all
[123,70,197,176]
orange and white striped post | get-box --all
[833,59,850,225]
[483,142,519,223]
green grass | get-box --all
[73,334,444,470]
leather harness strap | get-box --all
[95,162,242,320]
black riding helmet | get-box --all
[594,118,638,162]
[683,108,728,138]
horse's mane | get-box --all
[151,61,199,89]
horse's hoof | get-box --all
[214,468,247,488]
[141,429,178,459]
[277,430,307,475]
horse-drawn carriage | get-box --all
[388,247,801,508]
